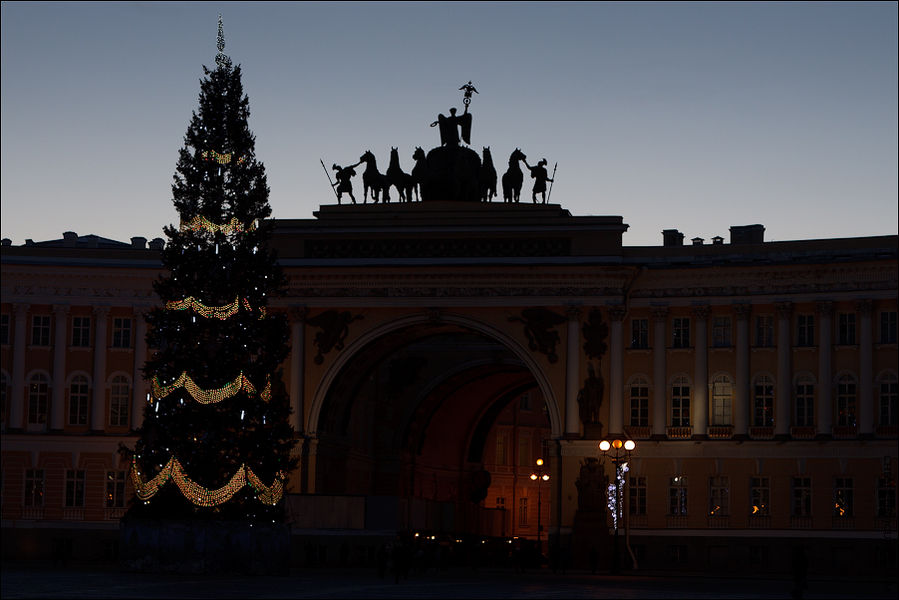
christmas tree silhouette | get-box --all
[125,18,297,524]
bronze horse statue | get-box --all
[501,148,526,203]
[480,147,497,202]
[360,150,391,203]
[387,147,415,202]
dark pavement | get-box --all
[1,564,896,599]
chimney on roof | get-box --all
[662,229,684,247]
[730,224,765,245]
[712,236,724,245]
[1,238,11,246]
[148,238,165,250]
[25,239,34,246]
[63,231,78,247]
[691,237,704,246]
[130,236,147,249]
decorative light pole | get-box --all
[530,458,550,554]
[599,438,636,575]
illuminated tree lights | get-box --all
[201,149,247,165]
[130,457,284,507]
[151,371,272,404]
[179,215,258,235]
[165,296,267,320]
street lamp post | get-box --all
[530,458,550,555]
[599,438,636,575]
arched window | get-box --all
[710,374,733,426]
[836,373,857,428]
[628,376,650,427]
[752,375,774,427]
[68,375,90,426]
[670,376,691,427]
[793,374,815,427]
[878,372,898,427]
[109,375,130,427]
[28,373,50,426]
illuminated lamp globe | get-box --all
[612,439,623,449]
[599,440,611,452]
[624,440,636,451]
[530,473,538,481]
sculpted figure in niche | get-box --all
[575,457,608,514]
[577,362,604,427]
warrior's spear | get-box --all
[320,159,339,200]
[546,162,558,204]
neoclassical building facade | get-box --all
[2,203,896,575]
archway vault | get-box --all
[307,311,562,440]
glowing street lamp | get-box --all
[530,458,550,554]
[599,438,636,575]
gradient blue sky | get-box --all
[2,1,897,247]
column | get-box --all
[10,304,29,430]
[775,302,792,436]
[692,305,709,436]
[91,306,110,432]
[289,306,307,434]
[51,304,69,431]
[817,302,833,435]
[734,304,751,436]
[857,300,873,435]
[305,436,318,494]
[608,306,626,436]
[565,306,582,437]
[652,307,668,436]
[131,307,148,430]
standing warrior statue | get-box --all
[459,80,478,112]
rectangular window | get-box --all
[28,376,49,426]
[628,383,649,427]
[631,319,648,349]
[838,313,856,345]
[519,392,531,411]
[794,380,815,427]
[106,471,126,508]
[518,436,531,467]
[750,476,770,516]
[668,476,688,516]
[752,377,775,427]
[880,378,898,427]
[71,316,91,347]
[672,317,690,349]
[68,377,89,426]
[877,477,897,518]
[65,469,86,507]
[629,476,647,516]
[792,477,812,518]
[709,476,729,516]
[797,314,815,347]
[881,311,898,344]
[495,433,507,466]
[712,316,731,347]
[24,469,45,507]
[833,477,853,518]
[670,382,691,427]
[109,376,131,428]
[519,497,528,526]
[31,315,50,346]
[837,378,857,427]
[495,496,505,509]
[710,379,733,426]
[112,317,132,349]
[0,313,9,345]
[755,316,774,347]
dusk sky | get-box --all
[1,1,896,247]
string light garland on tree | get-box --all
[130,457,285,506]
[201,149,247,165]
[151,371,272,404]
[179,215,257,235]
[165,296,266,320]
